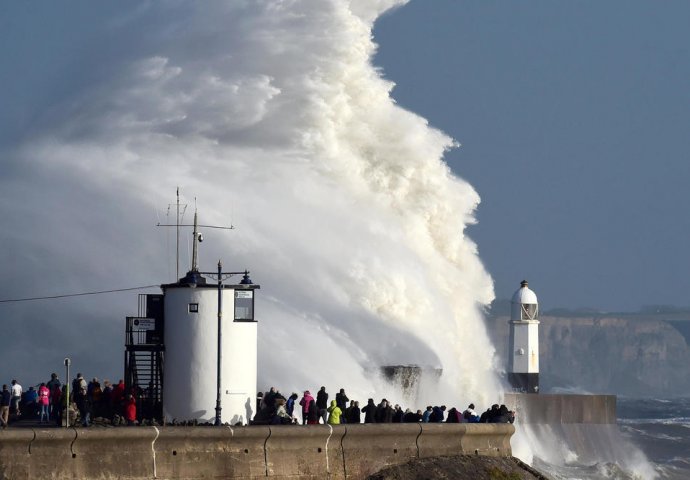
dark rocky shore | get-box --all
[368,455,549,480]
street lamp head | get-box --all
[240,270,253,285]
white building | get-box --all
[508,280,539,393]
[162,268,258,424]
[125,209,259,425]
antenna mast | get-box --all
[176,187,180,280]
[191,208,200,272]
[157,189,235,280]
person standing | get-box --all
[38,383,50,423]
[52,386,63,426]
[362,398,376,423]
[463,403,480,423]
[335,389,348,423]
[375,399,393,423]
[263,387,277,412]
[0,385,11,427]
[46,373,61,392]
[307,399,319,425]
[87,378,102,417]
[344,400,354,423]
[299,390,314,425]
[73,376,90,427]
[23,387,38,418]
[335,389,349,411]
[347,400,361,424]
[316,387,328,424]
[46,373,61,419]
[422,406,433,422]
[430,405,446,422]
[111,379,125,416]
[392,404,404,423]
[125,394,137,426]
[72,374,87,402]
[402,409,417,422]
[445,407,461,423]
[286,393,298,418]
[327,400,342,425]
[101,380,114,419]
[76,389,90,426]
[10,380,22,417]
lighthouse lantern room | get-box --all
[508,280,539,393]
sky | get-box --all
[373,1,690,312]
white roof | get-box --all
[512,281,538,304]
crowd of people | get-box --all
[0,374,145,428]
[1,377,515,429]
[251,386,516,426]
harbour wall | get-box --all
[503,393,617,424]
[503,393,643,469]
[0,423,514,480]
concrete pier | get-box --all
[0,423,514,480]
[504,393,617,424]
[503,393,642,471]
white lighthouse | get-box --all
[508,280,539,393]
[161,211,259,425]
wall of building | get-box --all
[0,423,513,480]
[163,286,257,424]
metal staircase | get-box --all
[124,294,165,420]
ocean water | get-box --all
[617,397,690,480]
[528,397,690,480]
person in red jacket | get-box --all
[38,383,50,423]
[111,380,126,416]
[124,394,137,426]
[299,390,314,425]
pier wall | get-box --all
[503,393,617,424]
[503,393,637,469]
[0,423,513,480]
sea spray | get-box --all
[512,421,659,479]
[1,1,500,405]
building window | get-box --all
[521,304,538,320]
[188,303,199,313]
[234,290,254,321]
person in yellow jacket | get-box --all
[327,399,342,425]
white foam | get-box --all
[513,422,659,480]
[1,1,500,405]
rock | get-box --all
[367,455,547,480]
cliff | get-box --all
[485,305,690,396]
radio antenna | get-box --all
[176,187,181,279]
[157,189,234,280]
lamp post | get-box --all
[214,260,223,426]
[64,358,71,428]
[198,265,256,426]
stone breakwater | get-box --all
[0,423,514,479]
